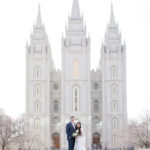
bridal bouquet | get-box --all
[72,129,79,137]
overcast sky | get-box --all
[0,0,150,119]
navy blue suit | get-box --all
[66,122,76,150]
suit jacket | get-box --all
[66,122,76,140]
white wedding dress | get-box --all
[75,128,86,150]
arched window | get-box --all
[112,65,117,79]
[35,84,41,96]
[73,85,80,112]
[112,84,117,97]
[112,135,118,146]
[53,100,59,112]
[53,83,59,90]
[93,83,99,90]
[35,118,40,130]
[35,100,41,112]
[112,100,117,112]
[112,118,118,130]
[73,59,79,78]
[35,67,41,78]
[93,100,99,112]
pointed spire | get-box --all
[71,0,81,18]
[109,2,116,27]
[36,4,43,28]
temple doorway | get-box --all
[52,133,60,148]
[92,133,101,149]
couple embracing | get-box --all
[66,116,86,150]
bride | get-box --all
[75,122,86,150]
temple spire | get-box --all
[71,0,81,18]
[109,2,116,27]
[36,4,42,28]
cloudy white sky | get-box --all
[0,0,150,119]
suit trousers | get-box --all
[68,138,75,150]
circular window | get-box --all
[93,117,100,124]
[93,83,99,90]
[53,117,59,124]
[53,83,59,90]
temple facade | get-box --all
[25,0,127,149]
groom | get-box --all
[66,116,76,150]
